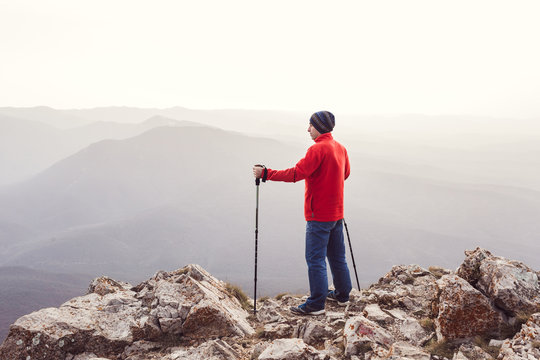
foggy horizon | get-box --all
[2,1,540,118]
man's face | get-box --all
[308,123,321,141]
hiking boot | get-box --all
[290,303,325,316]
[326,290,349,306]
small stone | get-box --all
[258,338,324,360]
[344,315,395,356]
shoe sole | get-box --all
[326,297,349,307]
[290,308,325,316]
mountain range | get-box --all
[1,106,539,343]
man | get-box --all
[252,110,352,315]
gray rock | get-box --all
[457,247,540,316]
[452,343,494,360]
[165,339,240,360]
[252,341,271,360]
[258,338,327,360]
[0,264,254,359]
[302,321,334,345]
[88,276,132,296]
[256,299,285,323]
[137,264,254,338]
[398,318,430,346]
[68,354,110,360]
[499,312,540,360]
[263,322,294,339]
[366,264,439,318]
[488,339,505,347]
[387,341,430,360]
[2,252,539,360]
[0,290,141,359]
[363,303,393,324]
[456,247,493,285]
[343,315,395,356]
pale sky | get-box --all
[1,0,540,118]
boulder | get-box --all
[499,312,540,360]
[137,265,254,338]
[343,315,395,356]
[0,287,142,359]
[366,265,440,318]
[0,264,254,360]
[258,338,326,360]
[457,248,540,316]
[435,274,503,340]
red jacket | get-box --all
[266,133,350,221]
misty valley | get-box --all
[1,107,539,341]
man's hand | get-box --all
[253,165,264,179]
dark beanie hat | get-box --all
[310,111,335,134]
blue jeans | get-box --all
[305,219,352,310]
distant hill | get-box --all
[0,110,208,185]
[64,115,203,146]
[0,106,91,129]
[0,114,79,185]
[0,125,307,290]
[0,125,300,233]
[0,266,91,342]
[64,107,306,137]
[1,123,540,298]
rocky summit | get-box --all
[1,248,539,360]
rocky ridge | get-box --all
[1,248,539,360]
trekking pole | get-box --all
[253,165,267,315]
[343,218,360,290]
[254,175,260,314]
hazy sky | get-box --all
[1,0,539,118]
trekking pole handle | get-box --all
[254,164,267,186]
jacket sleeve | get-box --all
[344,149,351,180]
[266,146,322,183]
